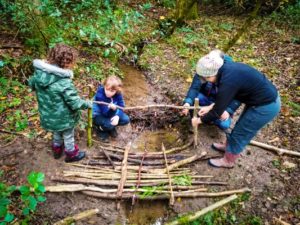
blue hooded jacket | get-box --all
[92,86,125,118]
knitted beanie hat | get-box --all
[196,53,224,77]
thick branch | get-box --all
[165,195,238,225]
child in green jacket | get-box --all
[29,44,92,162]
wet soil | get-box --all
[1,64,299,225]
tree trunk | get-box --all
[175,0,198,21]
[159,0,198,37]
[223,0,262,52]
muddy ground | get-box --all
[1,63,299,225]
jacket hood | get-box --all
[32,59,73,87]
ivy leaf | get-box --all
[0,204,8,217]
[36,173,45,183]
[7,185,16,193]
[27,172,37,186]
[103,49,110,57]
[22,207,30,216]
[37,196,46,202]
[0,61,4,67]
[19,186,30,196]
[4,213,14,222]
[0,197,10,206]
[37,184,46,193]
[28,196,37,211]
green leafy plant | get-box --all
[173,174,192,186]
[138,185,165,199]
[0,172,46,225]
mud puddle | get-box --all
[120,64,176,224]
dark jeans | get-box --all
[93,111,130,131]
[196,93,241,130]
[227,95,281,154]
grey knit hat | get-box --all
[196,53,224,77]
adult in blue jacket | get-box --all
[192,50,281,168]
[182,50,240,130]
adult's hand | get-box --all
[181,103,190,116]
[192,117,201,127]
[111,115,119,126]
[198,103,214,116]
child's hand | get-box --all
[181,103,190,116]
[111,115,119,126]
[109,103,117,111]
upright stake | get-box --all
[193,98,199,148]
[87,85,93,147]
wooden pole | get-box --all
[87,85,94,147]
[93,101,201,111]
[165,194,238,225]
[81,187,250,200]
[250,140,300,157]
[162,143,175,206]
[53,208,99,225]
[193,98,199,148]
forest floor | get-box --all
[1,3,300,225]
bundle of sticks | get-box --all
[50,141,250,205]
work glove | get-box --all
[108,103,117,111]
[111,115,119,126]
[181,103,190,116]
[86,100,93,108]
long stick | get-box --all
[46,184,207,193]
[162,143,175,205]
[165,194,238,225]
[52,177,226,187]
[53,208,99,225]
[93,101,201,110]
[250,140,300,157]
[82,188,250,199]
[87,85,93,147]
[193,98,199,148]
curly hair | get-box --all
[47,44,78,68]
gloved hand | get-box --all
[108,103,117,111]
[111,115,119,126]
[181,103,190,116]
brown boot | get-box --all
[211,142,226,152]
[208,152,239,168]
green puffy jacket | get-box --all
[29,59,91,132]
